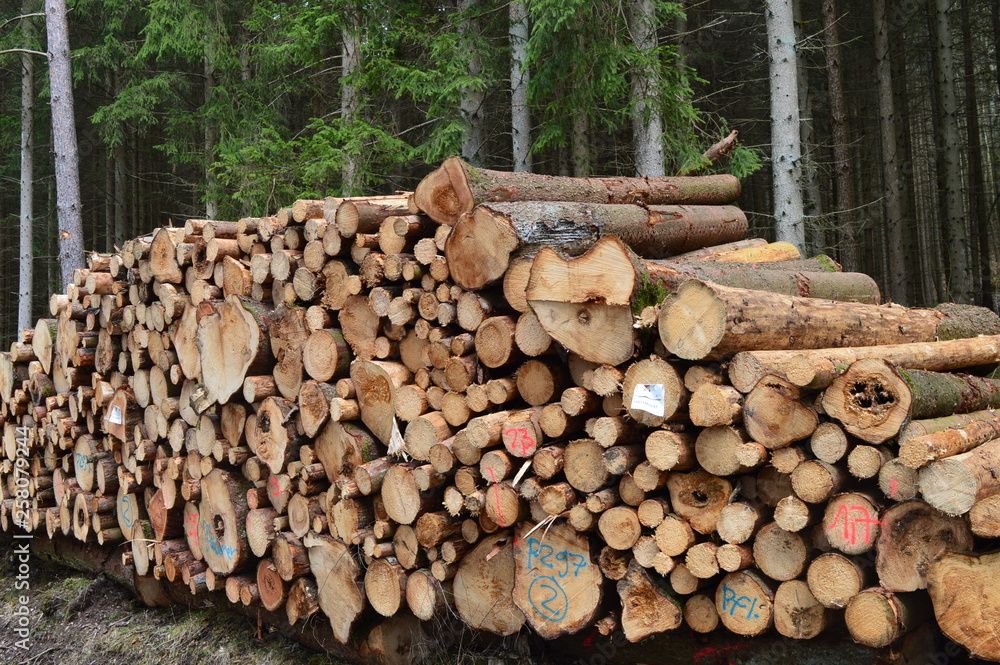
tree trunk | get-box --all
[821,0,858,271]
[341,14,361,195]
[19,0,35,333]
[628,0,663,177]
[44,0,85,288]
[204,41,218,219]
[928,0,969,303]
[873,0,906,304]
[960,0,990,308]
[458,0,485,166]
[765,0,804,250]
[509,0,530,172]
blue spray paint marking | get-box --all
[523,537,589,622]
[528,576,569,622]
[721,585,761,619]
[75,453,88,470]
[120,496,135,529]
[200,519,237,560]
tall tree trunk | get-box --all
[341,15,361,194]
[872,0,907,304]
[764,0,805,250]
[571,31,590,177]
[44,0,85,289]
[928,0,970,303]
[961,0,990,308]
[821,0,858,271]
[114,143,126,248]
[888,6,918,304]
[628,0,664,177]
[509,0,531,172]
[793,0,822,253]
[458,0,485,166]
[19,1,35,333]
[204,42,219,219]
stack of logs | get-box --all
[3,155,1000,663]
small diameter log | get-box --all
[807,552,868,609]
[453,532,526,636]
[645,430,695,472]
[689,384,742,427]
[617,560,683,642]
[823,359,1000,443]
[598,506,642,551]
[445,201,747,289]
[621,356,685,427]
[716,502,764,545]
[918,439,1000,515]
[728,334,1000,394]
[365,557,408,617]
[512,522,602,638]
[742,377,818,449]
[751,522,807,582]
[415,155,741,226]
[844,588,920,648]
[351,360,411,453]
[773,580,830,640]
[809,422,849,464]
[303,329,352,382]
[695,426,766,476]
[821,493,880,555]
[898,414,1000,469]
[659,279,999,361]
[666,469,731,535]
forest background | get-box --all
[0,0,995,348]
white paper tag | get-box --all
[630,384,665,417]
[388,418,406,457]
[109,404,123,425]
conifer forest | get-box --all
[0,0,997,336]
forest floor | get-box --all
[0,553,343,665]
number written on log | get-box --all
[505,426,536,456]
[75,453,87,470]
[523,536,589,622]
[827,504,881,545]
[270,475,281,497]
[721,584,762,620]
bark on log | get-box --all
[823,359,1000,443]
[918,439,1000,515]
[414,156,741,226]
[659,279,1000,361]
[445,201,748,289]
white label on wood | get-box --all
[631,384,665,417]
[388,418,406,456]
[109,404,123,425]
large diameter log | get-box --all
[823,359,1000,443]
[928,550,1000,661]
[658,279,1000,361]
[918,439,1000,515]
[413,156,741,226]
[512,522,602,638]
[198,469,253,575]
[526,237,882,365]
[728,334,1000,393]
[197,296,273,404]
[303,532,366,644]
[445,202,747,289]
[453,532,526,635]
[874,500,972,592]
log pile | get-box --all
[3,155,1000,662]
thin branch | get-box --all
[0,48,48,59]
[0,12,44,34]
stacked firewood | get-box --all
[3,155,1000,662]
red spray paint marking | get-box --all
[890,478,898,499]
[693,641,752,664]
[827,503,881,545]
